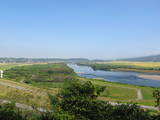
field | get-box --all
[0,63,31,70]
[78,77,156,106]
[0,79,52,109]
[79,61,160,74]
[4,63,76,88]
[97,61,160,67]
[0,63,158,109]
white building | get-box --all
[0,70,3,79]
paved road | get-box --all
[109,102,158,111]
[0,99,47,112]
[0,81,33,92]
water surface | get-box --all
[68,64,160,87]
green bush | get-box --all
[0,102,27,120]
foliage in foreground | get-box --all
[49,80,158,120]
[153,89,160,110]
[1,81,160,120]
[0,102,26,120]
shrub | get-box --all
[0,102,26,120]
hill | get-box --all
[119,54,160,62]
[0,58,89,63]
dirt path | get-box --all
[120,87,143,100]
[123,87,143,100]
[136,89,143,100]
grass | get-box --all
[102,86,137,100]
[0,84,51,109]
[79,61,160,74]
[0,63,159,108]
[0,76,156,108]
[0,63,74,109]
[4,63,76,88]
[0,63,31,70]
[97,61,160,68]
[30,81,64,89]
[79,77,157,106]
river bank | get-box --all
[111,68,160,74]
[138,74,160,81]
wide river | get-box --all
[68,64,160,87]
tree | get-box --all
[153,89,160,110]
[110,104,151,120]
[49,80,152,120]
[0,103,27,120]
[50,80,106,120]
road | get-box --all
[0,81,33,92]
[109,102,158,111]
[0,99,47,112]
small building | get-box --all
[0,70,3,79]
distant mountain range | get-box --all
[1,54,160,63]
[119,54,160,62]
[0,58,90,63]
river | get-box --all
[68,64,160,87]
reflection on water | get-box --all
[68,64,160,87]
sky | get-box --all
[0,0,160,59]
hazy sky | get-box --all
[0,0,160,59]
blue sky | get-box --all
[0,0,160,59]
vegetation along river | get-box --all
[68,64,160,87]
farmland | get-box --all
[4,63,76,88]
[79,61,160,74]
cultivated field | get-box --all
[79,61,160,74]
[97,61,160,68]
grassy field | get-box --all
[78,77,156,106]
[4,63,76,88]
[0,63,31,70]
[97,61,160,67]
[0,80,51,109]
[0,63,158,108]
[79,61,160,74]
[79,76,157,106]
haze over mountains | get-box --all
[1,54,160,63]
[119,54,160,62]
[0,58,90,63]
